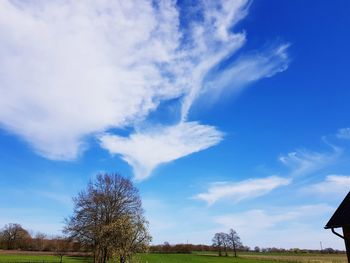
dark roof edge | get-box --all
[325,191,350,229]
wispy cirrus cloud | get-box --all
[195,176,291,205]
[198,44,290,104]
[279,147,341,177]
[337,128,350,140]
[215,204,333,232]
[307,175,350,197]
[37,191,72,206]
[195,133,343,205]
[214,203,339,248]
[0,0,289,179]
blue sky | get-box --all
[0,0,350,249]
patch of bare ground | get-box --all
[0,249,89,257]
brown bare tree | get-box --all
[53,237,70,263]
[212,233,223,256]
[32,232,46,251]
[0,223,31,250]
[221,233,229,257]
[64,173,151,263]
[227,229,242,257]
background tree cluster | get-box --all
[1,222,345,258]
[0,223,84,253]
[149,242,215,254]
[0,223,31,250]
[212,229,243,257]
[64,173,151,263]
[256,247,345,254]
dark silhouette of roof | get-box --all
[325,191,350,229]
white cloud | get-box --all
[337,128,350,140]
[0,0,183,160]
[195,176,291,205]
[0,0,289,178]
[215,204,333,231]
[279,148,341,177]
[100,122,223,180]
[215,204,342,249]
[199,44,290,104]
[308,175,350,197]
[38,191,72,206]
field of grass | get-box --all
[136,253,278,263]
[0,252,347,263]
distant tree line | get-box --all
[148,239,250,255]
[0,224,345,258]
[0,223,85,252]
[149,242,213,254]
[254,246,345,254]
[149,242,250,254]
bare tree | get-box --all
[212,233,223,256]
[32,232,46,251]
[53,237,70,263]
[221,233,229,257]
[0,223,31,250]
[226,229,242,257]
[64,173,151,263]
[162,242,171,253]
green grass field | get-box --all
[136,253,278,263]
[0,253,275,263]
[0,252,347,263]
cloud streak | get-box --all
[337,128,350,140]
[100,122,223,180]
[215,204,333,232]
[307,175,350,197]
[0,0,290,179]
[279,147,341,177]
[199,44,290,104]
[195,176,291,205]
[214,203,339,248]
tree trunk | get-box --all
[120,255,125,263]
[233,243,237,258]
[103,248,108,263]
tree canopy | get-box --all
[0,223,31,250]
[212,229,242,257]
[64,173,151,263]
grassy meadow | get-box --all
[0,252,347,263]
[136,253,277,263]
